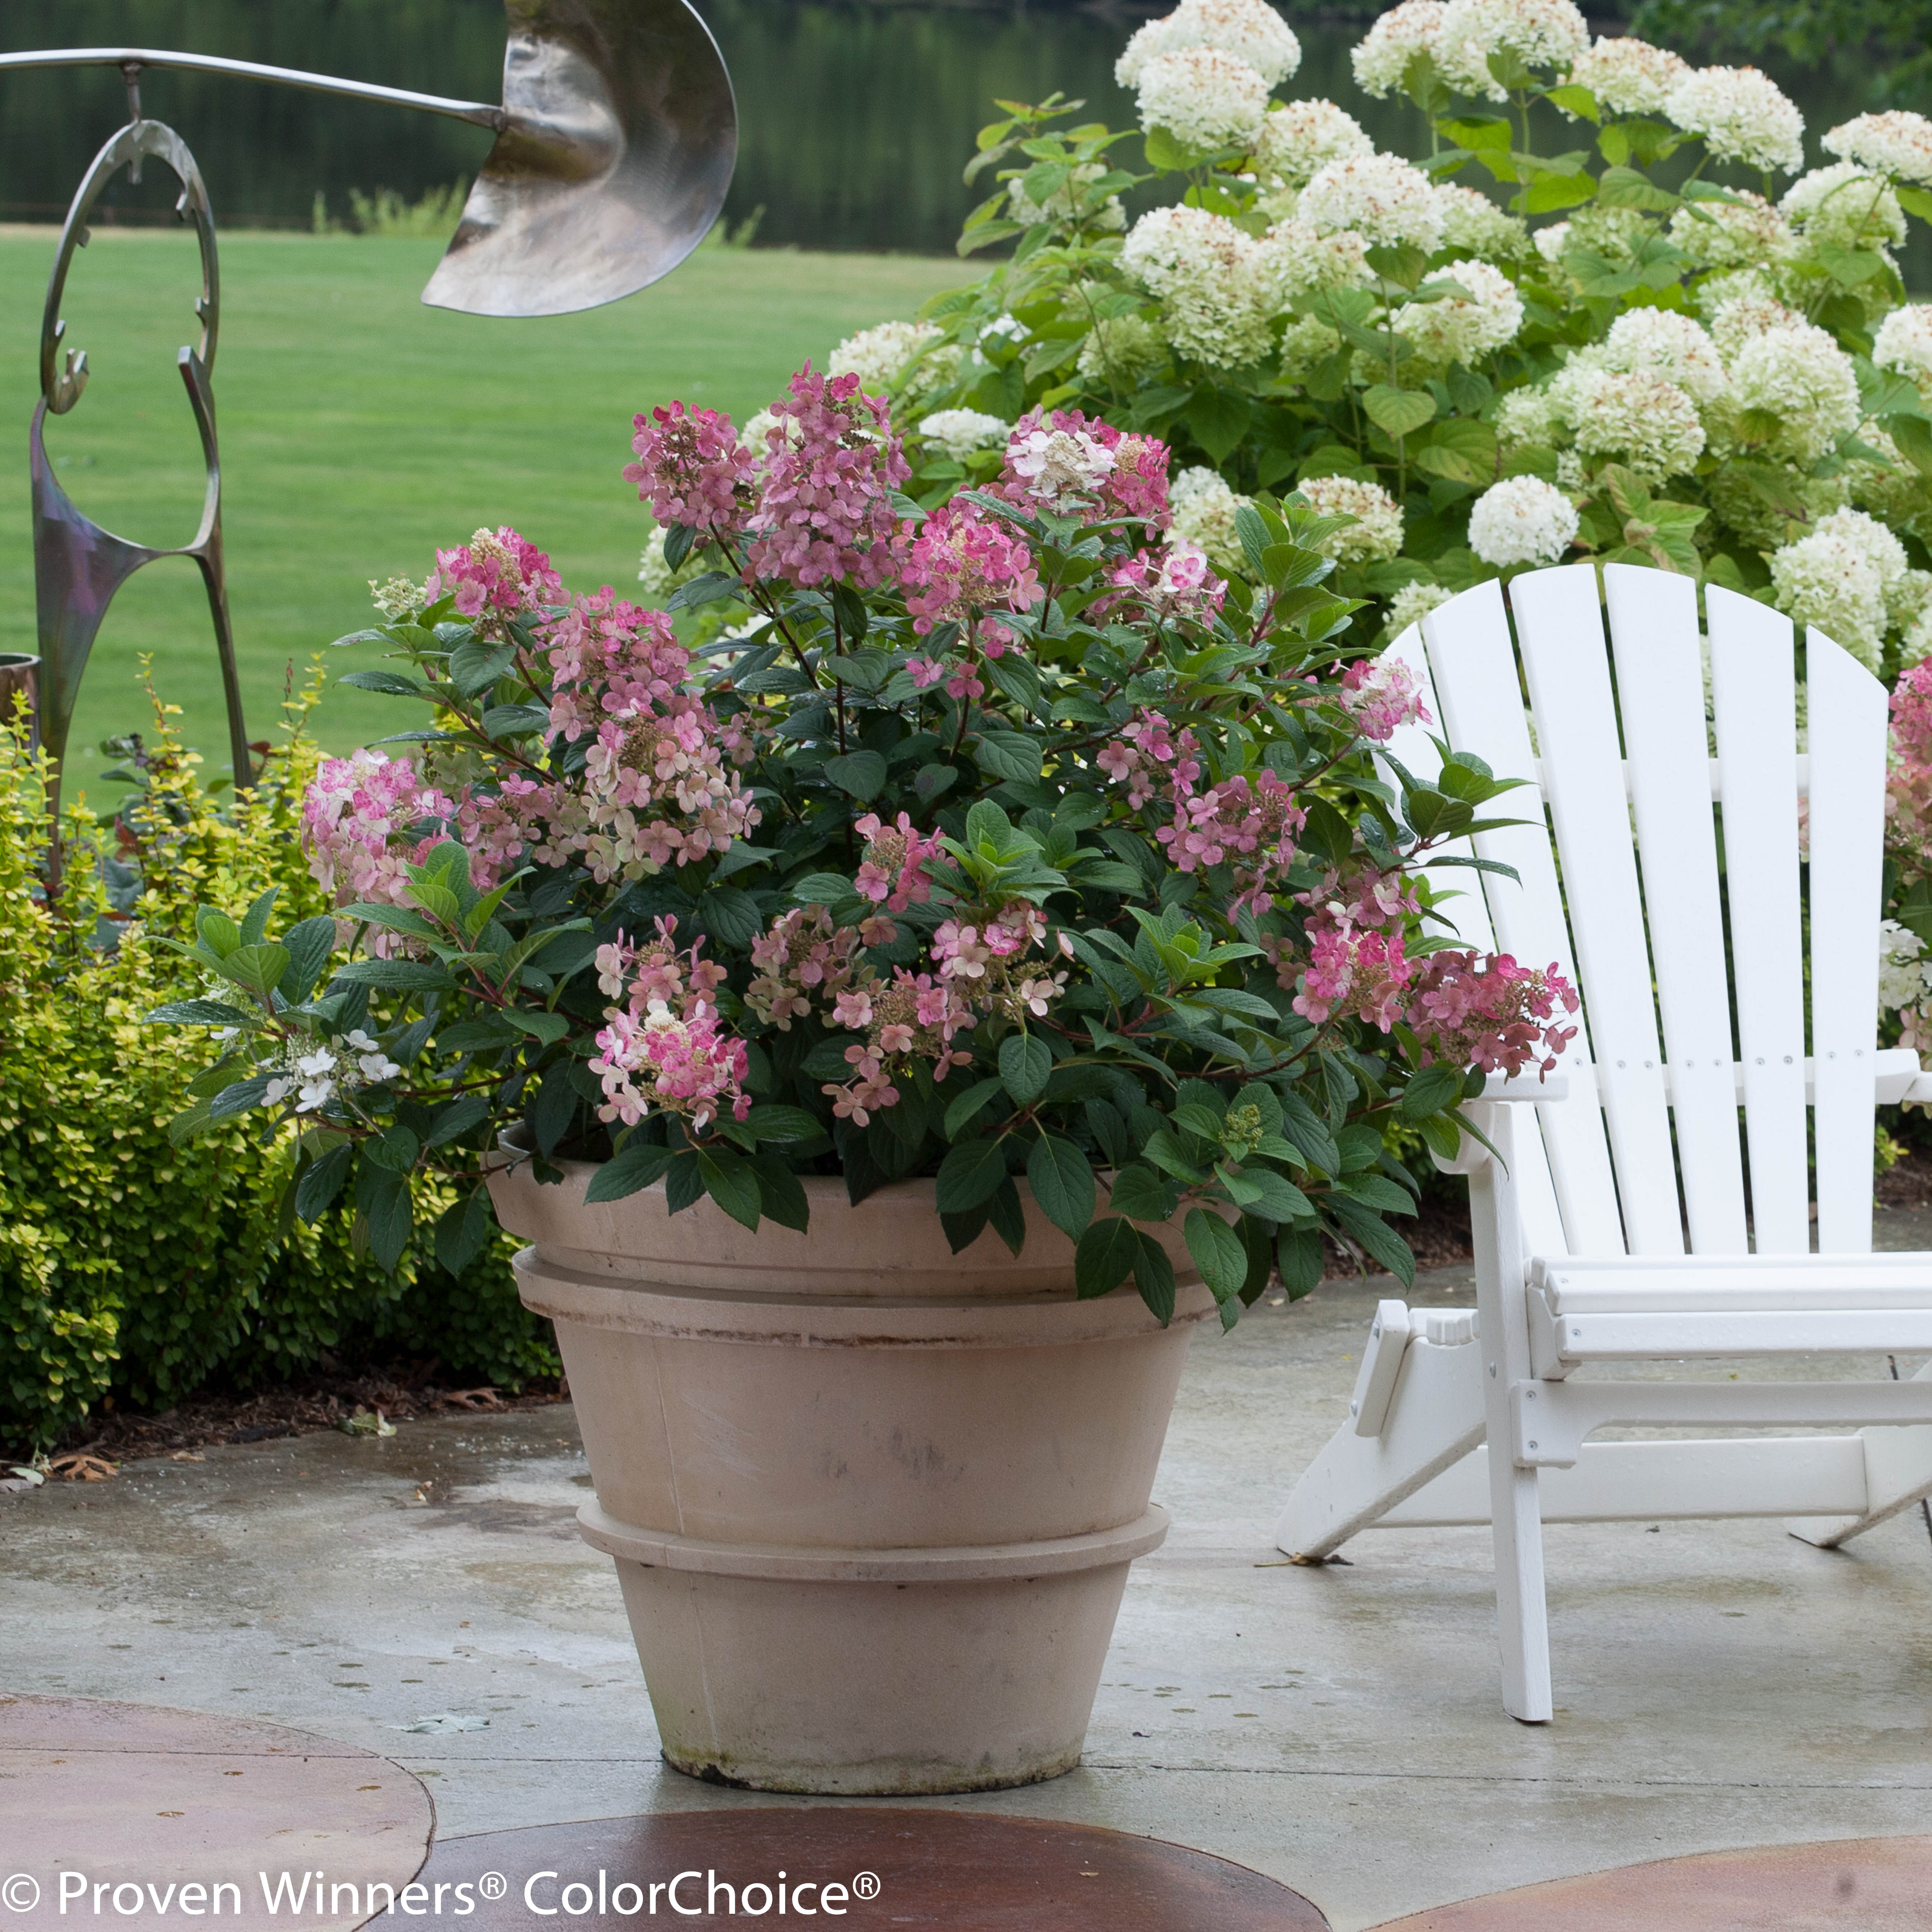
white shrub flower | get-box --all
[1727,321,1861,465]
[1278,311,1344,381]
[1297,152,1444,252]
[1253,99,1374,187]
[1555,448,1588,492]
[828,319,946,395]
[1809,505,1910,602]
[1295,474,1405,561]
[1467,474,1580,566]
[1394,258,1524,364]
[294,1048,339,1114]
[1664,66,1805,177]
[1563,35,1689,116]
[1493,384,1565,448]
[1707,280,1801,358]
[1769,527,1888,669]
[1136,45,1272,152]
[342,1028,403,1085]
[916,409,1011,461]
[1009,163,1125,231]
[369,575,423,620]
[1780,162,1906,254]
[1600,307,1728,405]
[1666,189,1795,271]
[1569,369,1706,481]
[1120,204,1274,368]
[1352,0,1449,98]
[1874,305,1932,394]
[1878,921,1932,1012]
[1117,0,1302,89]
[1255,218,1371,302]
[1075,313,1168,385]
[1824,110,1932,188]
[1533,221,1571,263]
[1893,568,1932,637]
[1432,182,1530,258]
[1907,606,1932,667]
[1168,465,1252,574]
[1437,0,1590,100]
[1385,579,1455,633]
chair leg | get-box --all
[1786,1373,1932,1547]
[1488,1460,1553,1722]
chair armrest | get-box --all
[1903,1072,1932,1107]
[1483,1072,1569,1102]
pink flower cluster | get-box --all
[996,409,1172,527]
[591,1003,750,1133]
[823,970,979,1125]
[743,365,910,590]
[1158,768,1305,911]
[1096,708,1192,810]
[1298,923,1413,1032]
[544,591,692,743]
[593,916,727,1016]
[622,401,759,536]
[302,749,458,915]
[423,527,562,622]
[899,505,1041,645]
[1337,656,1431,744]
[1888,660,1932,880]
[1406,951,1579,1080]
[1102,542,1226,623]
[745,906,884,1030]
[854,811,941,911]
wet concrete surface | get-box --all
[5,1216,1932,1931]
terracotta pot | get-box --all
[488,1151,1217,1794]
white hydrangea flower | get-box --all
[1394,258,1524,364]
[1297,152,1444,252]
[1437,0,1590,100]
[1892,568,1932,636]
[1295,474,1405,561]
[1432,182,1529,259]
[1120,204,1275,368]
[1253,99,1374,187]
[1907,605,1932,667]
[1555,203,1655,264]
[1136,45,1272,152]
[1493,384,1565,448]
[916,409,1011,461]
[1168,465,1252,574]
[1533,221,1571,263]
[1707,281,1801,358]
[294,1047,339,1114]
[1824,110,1932,188]
[1278,310,1344,381]
[369,575,422,620]
[1804,508,1924,636]
[1878,920,1931,1013]
[1666,189,1795,271]
[1075,313,1168,385]
[1351,0,1449,99]
[1385,579,1455,633]
[1563,35,1689,116]
[1009,163,1126,231]
[1780,162,1906,253]
[1555,448,1588,492]
[1600,307,1728,405]
[1874,305,1932,393]
[1467,474,1581,567]
[1117,0,1302,90]
[1728,321,1861,465]
[1769,527,1887,669]
[1255,218,1372,302]
[828,319,946,395]
[1569,369,1706,481]
[1665,66,1805,177]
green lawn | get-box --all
[0,231,967,796]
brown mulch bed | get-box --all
[1877,1148,1932,1211]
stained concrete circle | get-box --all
[397,1808,1331,1927]
[1369,1832,1932,1930]
[0,1695,432,1932]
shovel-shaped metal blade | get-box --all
[423,0,737,318]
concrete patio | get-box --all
[6,1235,1932,1930]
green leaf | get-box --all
[1544,83,1598,122]
[238,887,279,947]
[936,1136,1010,1213]
[973,731,1045,784]
[279,916,338,1004]
[1229,1168,1311,1224]
[823,749,889,800]
[1075,1215,1140,1299]
[504,1009,571,1046]
[1397,1063,1465,1120]
[295,1143,353,1220]
[1327,1197,1416,1287]
[214,943,291,1000]
[1132,1230,1176,1323]
[698,1148,764,1231]
[584,1141,676,1203]
[1188,384,1251,464]
[363,1125,421,1173]
[145,998,254,1027]
[1900,184,1932,225]
[1026,1133,1096,1241]
[944,1077,1008,1139]
[1184,1207,1249,1300]
[447,638,519,698]
[208,1074,276,1121]
[998,1033,1053,1107]
[339,669,426,697]
[356,1163,414,1274]
[1597,165,1677,213]
[746,1104,830,1146]
[987,1176,1028,1256]
[1522,167,1598,214]
[195,908,242,959]
[426,1095,491,1147]
[752,1150,811,1233]
[332,958,459,992]
[1106,1162,1177,1223]
[695,884,764,950]
[482,702,552,740]
[435,1192,494,1275]
[1362,385,1437,438]
[1277,1225,1324,1300]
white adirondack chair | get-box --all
[1275,560,1932,1724]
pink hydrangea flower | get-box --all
[898,505,1041,640]
[422,527,562,621]
[622,401,758,536]
[1338,655,1432,743]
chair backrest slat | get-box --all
[1421,581,1625,1255]
[1603,565,1750,1254]
[1510,566,1684,1255]
[1807,630,1888,1253]
[1706,587,1811,1255]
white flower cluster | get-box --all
[1255,218,1371,301]
[1136,45,1272,151]
[1075,313,1167,385]
[1431,182,1529,259]
[1351,0,1447,99]
[827,319,949,396]
[1120,204,1274,368]
[1878,921,1932,1014]
[1727,320,1861,465]
[1599,307,1728,405]
[1875,305,1932,395]
[1780,163,1906,254]
[1385,579,1454,635]
[1278,310,1344,381]
[1664,65,1805,176]
[1824,111,1932,188]
[1667,189,1794,271]
[916,409,1011,461]
[1566,368,1707,482]
[1008,162,1125,231]
[1493,384,1563,448]
[1768,508,1907,669]
[1437,0,1590,102]
[1394,257,1524,365]
[369,575,422,620]
[261,1030,401,1114]
[1252,98,1373,187]
[1117,0,1302,89]
[1467,474,1580,568]
[1563,34,1689,116]
[1295,474,1405,561]
[1706,278,1800,358]
[1297,152,1444,252]
[1168,465,1252,574]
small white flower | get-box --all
[1667,189,1796,271]
[1135,45,1272,152]
[1167,465,1252,574]
[1533,221,1571,263]
[1252,98,1374,187]
[916,409,1011,461]
[1008,425,1117,510]
[1873,305,1932,395]
[296,1049,338,1079]
[1351,0,1448,99]
[1431,182,1529,259]
[264,1076,294,1107]
[1385,580,1454,634]
[1706,279,1801,359]
[1563,35,1689,117]
[1295,474,1405,562]
[356,1051,404,1083]
[1553,361,1706,482]
[1467,474,1580,568]
[1437,0,1590,100]
[1254,218,1372,303]
[1494,384,1565,449]
[1297,152,1444,252]
[1117,0,1302,89]
[296,1076,337,1114]
[1824,110,1932,188]
[1394,257,1524,364]
[1879,920,1931,1013]
[369,576,423,621]
[210,1026,240,1042]
[343,1028,381,1053]
[1665,65,1806,177]
[1780,162,1906,254]
[1008,162,1125,231]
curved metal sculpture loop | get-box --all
[33,117,251,821]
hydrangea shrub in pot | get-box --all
[155,366,1576,1793]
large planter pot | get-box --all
[488,1151,1217,1794]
